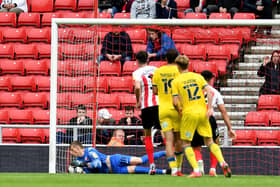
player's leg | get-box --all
[127,151,166,165]
[174,132,184,175]
[191,130,205,175]
[209,116,219,176]
[126,166,167,174]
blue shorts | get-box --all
[110,154,132,174]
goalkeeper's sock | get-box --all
[134,166,166,174]
[184,145,199,171]
[174,151,183,171]
[141,151,166,164]
[210,152,218,169]
[209,143,225,165]
[144,136,154,164]
[193,148,202,161]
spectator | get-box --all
[0,0,28,16]
[130,0,156,19]
[155,0,178,19]
[99,26,133,67]
[112,0,126,17]
[257,50,280,95]
[202,0,219,16]
[96,109,116,144]
[185,0,205,14]
[57,105,93,144]
[98,0,113,14]
[146,28,178,61]
[122,0,135,13]
[200,0,241,17]
[119,106,141,125]
[107,129,126,147]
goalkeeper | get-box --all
[69,141,168,174]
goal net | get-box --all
[50,18,280,175]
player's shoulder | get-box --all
[209,86,223,98]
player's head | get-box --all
[175,55,189,72]
[147,28,160,41]
[166,48,179,64]
[271,50,279,64]
[124,106,134,118]
[201,70,215,85]
[70,141,84,157]
[113,129,125,143]
[76,104,87,118]
[136,51,148,66]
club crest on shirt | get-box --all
[185,132,192,138]
[91,153,98,159]
[162,121,168,129]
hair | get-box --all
[113,129,125,137]
[70,141,83,149]
[166,48,179,64]
[175,55,189,70]
[124,105,134,112]
[271,50,279,62]
[136,51,148,64]
[76,104,86,112]
[201,70,214,82]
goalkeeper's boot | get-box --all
[198,160,204,175]
[221,162,232,178]
[188,171,202,178]
[209,168,217,177]
[148,163,156,175]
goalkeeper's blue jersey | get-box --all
[77,147,109,173]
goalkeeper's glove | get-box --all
[71,160,88,167]
[89,159,102,169]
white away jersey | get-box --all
[133,65,158,109]
[205,85,224,108]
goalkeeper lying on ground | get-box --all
[69,141,168,174]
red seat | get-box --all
[55,0,77,11]
[223,43,239,60]
[58,77,83,92]
[257,95,280,111]
[191,61,218,77]
[233,13,256,19]
[98,13,111,19]
[84,76,107,93]
[107,108,126,122]
[11,76,36,91]
[57,93,71,108]
[0,44,14,59]
[126,29,147,44]
[42,129,49,143]
[209,13,231,19]
[149,61,167,68]
[183,12,207,19]
[172,29,194,44]
[0,77,12,91]
[26,28,51,43]
[269,112,280,127]
[19,128,44,143]
[71,93,94,109]
[108,76,133,93]
[245,111,269,127]
[57,109,76,124]
[36,43,51,59]
[232,27,252,44]
[73,28,95,43]
[176,0,190,9]
[232,130,257,146]
[18,13,41,27]
[34,76,50,91]
[2,128,20,143]
[41,13,62,27]
[22,92,48,109]
[179,44,206,60]
[84,44,101,59]
[59,43,84,60]
[194,28,219,44]
[24,59,49,75]
[78,0,94,10]
[118,93,137,109]
[99,61,121,76]
[30,0,53,12]
[122,61,138,76]
[114,13,130,19]
[14,44,38,59]
[0,92,22,108]
[32,110,50,124]
[132,44,147,55]
[256,130,279,146]
[57,61,71,76]
[0,12,16,27]
[206,44,231,61]
[98,93,120,109]
[71,60,97,76]
[2,28,27,43]
[218,28,243,45]
[61,12,87,19]
[0,60,24,75]
[9,110,33,124]
[0,110,9,123]
[58,28,75,43]
[208,60,227,75]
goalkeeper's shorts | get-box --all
[109,154,132,174]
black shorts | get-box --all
[141,106,161,130]
[191,115,219,147]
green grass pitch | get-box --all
[0,173,279,187]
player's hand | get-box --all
[263,56,270,65]
[228,129,236,139]
[207,108,214,118]
[71,160,87,167]
[257,6,264,11]
[178,108,183,117]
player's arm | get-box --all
[203,85,214,118]
[152,86,158,95]
[134,80,141,109]
[217,104,236,139]
[171,79,182,115]
[87,151,102,169]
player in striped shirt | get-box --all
[132,51,161,175]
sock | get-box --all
[144,136,154,164]
[141,151,166,164]
[209,143,224,164]
[210,152,218,169]
[184,145,198,170]
[167,157,177,169]
[174,151,183,171]
[163,138,166,145]
[193,149,202,161]
[134,166,165,174]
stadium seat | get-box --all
[84,76,107,93]
[0,110,9,124]
[83,44,101,60]
[172,29,194,44]
[224,43,240,60]
[78,0,94,10]
[19,128,44,143]
[57,61,71,76]
[59,43,84,60]
[191,61,218,77]
[71,93,94,109]
[194,28,219,44]
[114,13,130,19]
[18,13,41,27]
[208,60,227,75]
[118,93,137,109]
[57,109,76,124]
[54,0,77,11]
[42,129,49,143]
[233,13,256,19]
[11,76,36,91]
[58,28,75,43]
[41,13,62,27]
[71,60,97,76]
[36,43,51,59]
[122,61,138,76]
[183,12,207,19]
[149,61,167,68]
[0,31,2,43]
[107,108,126,123]
[206,44,231,61]
[34,76,50,91]
[9,110,33,124]
[132,44,147,55]
[57,93,71,109]
[99,61,121,76]
[245,111,269,127]
[256,130,279,146]
[0,77,12,91]
[232,130,257,146]
[269,112,280,127]
[22,92,48,109]
[2,128,20,143]
[232,27,252,44]
[108,76,134,93]
[26,28,51,43]
[73,28,95,43]
[24,59,49,76]
[98,93,120,109]
[61,12,87,19]
[209,13,231,19]
[14,44,38,59]
[98,13,111,19]
[126,29,147,44]
[58,77,83,92]
[176,0,190,9]
[2,28,27,43]
[32,110,50,124]
[30,0,53,12]
[257,95,280,111]
[0,12,17,27]
[178,44,206,60]
[0,60,24,75]
[0,92,23,108]
[0,44,14,59]
[218,28,243,46]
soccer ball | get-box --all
[75,167,84,174]
[68,165,75,173]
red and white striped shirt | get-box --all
[133,65,158,109]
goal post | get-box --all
[49,18,280,174]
